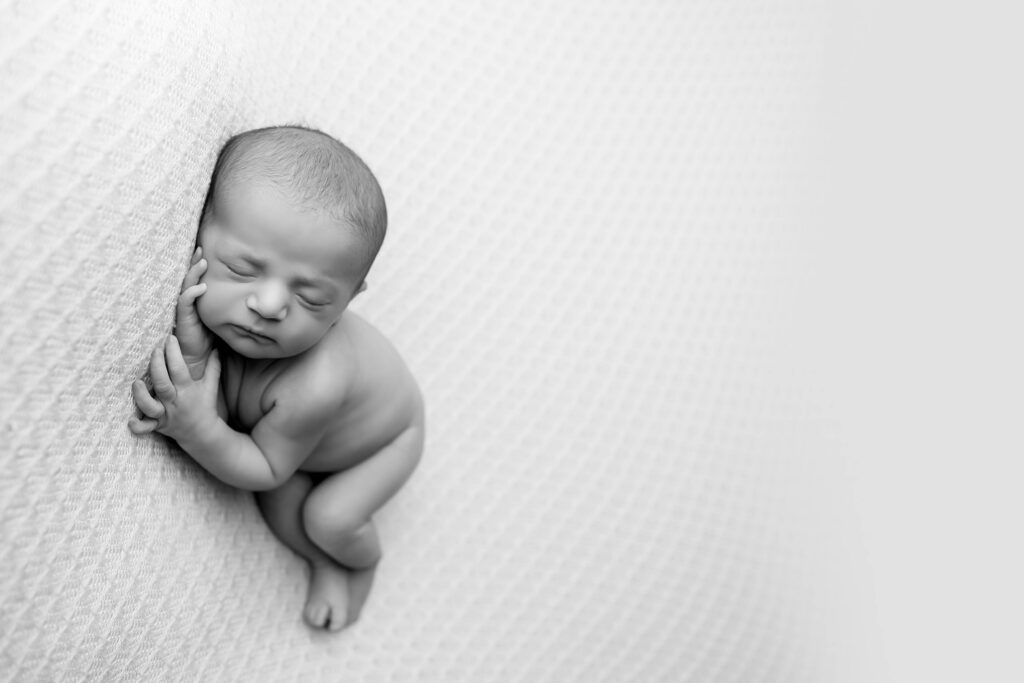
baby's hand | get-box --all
[175,247,212,380]
[128,335,221,442]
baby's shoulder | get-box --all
[265,331,354,415]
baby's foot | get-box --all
[304,562,350,632]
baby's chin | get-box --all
[216,329,313,360]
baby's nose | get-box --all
[246,282,289,320]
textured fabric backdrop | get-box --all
[0,1,867,680]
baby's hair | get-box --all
[201,125,387,276]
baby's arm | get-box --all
[131,336,334,491]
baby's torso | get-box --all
[220,312,423,473]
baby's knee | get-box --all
[302,494,366,546]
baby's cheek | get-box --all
[194,289,217,325]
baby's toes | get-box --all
[303,601,331,630]
[326,610,346,632]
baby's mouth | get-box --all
[228,323,275,343]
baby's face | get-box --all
[195,181,366,359]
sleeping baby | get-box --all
[129,125,425,632]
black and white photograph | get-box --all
[1,1,1020,681]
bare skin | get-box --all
[130,179,423,631]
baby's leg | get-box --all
[255,473,350,632]
[302,425,424,627]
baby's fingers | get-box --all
[149,344,176,402]
[128,415,160,435]
[163,335,192,386]
[180,254,208,292]
[178,282,207,309]
[132,379,165,419]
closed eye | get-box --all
[224,262,256,278]
[297,294,330,308]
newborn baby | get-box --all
[130,125,425,632]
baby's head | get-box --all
[201,125,387,278]
[195,126,387,358]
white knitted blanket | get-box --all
[0,1,862,680]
